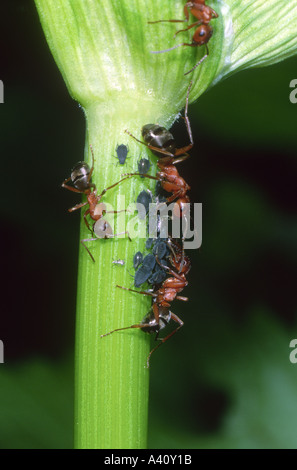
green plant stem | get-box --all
[74,102,161,449]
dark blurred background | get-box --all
[0,1,297,449]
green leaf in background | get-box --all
[221,0,297,77]
[196,57,297,148]
[148,311,297,449]
[1,309,296,449]
[0,359,73,449]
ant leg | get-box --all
[166,188,184,204]
[211,9,219,19]
[105,231,132,242]
[96,174,133,200]
[171,154,190,165]
[101,322,145,338]
[81,228,131,262]
[183,2,193,21]
[150,41,193,55]
[184,80,193,144]
[148,19,187,24]
[88,144,95,182]
[80,231,131,262]
[148,2,191,25]
[152,302,160,323]
[166,237,179,264]
[68,201,88,212]
[125,130,175,159]
[166,236,186,273]
[124,130,147,147]
[155,257,185,282]
[83,209,92,231]
[116,285,156,298]
[174,20,202,38]
[184,44,209,76]
[146,313,184,367]
[80,238,97,262]
[178,236,186,274]
[175,80,193,156]
[105,209,130,214]
[62,180,83,193]
[175,295,188,302]
[120,172,160,183]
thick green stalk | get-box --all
[75,105,156,449]
[34,0,297,449]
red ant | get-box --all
[101,303,184,368]
[124,82,193,218]
[62,145,130,231]
[149,1,218,75]
[62,145,131,261]
[101,239,190,366]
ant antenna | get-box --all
[150,43,186,54]
[184,45,209,75]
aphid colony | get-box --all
[62,82,193,367]
[62,2,218,366]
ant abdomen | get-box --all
[140,306,171,334]
[70,161,92,191]
[142,124,176,158]
[139,308,158,333]
[93,218,114,238]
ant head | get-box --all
[193,24,213,46]
[142,124,176,159]
[71,161,92,192]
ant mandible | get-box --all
[149,1,219,75]
[62,145,130,231]
[124,82,192,217]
